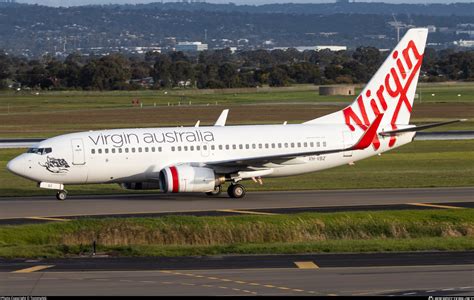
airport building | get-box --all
[175,42,208,52]
[271,45,347,52]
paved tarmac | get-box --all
[1,255,473,296]
[0,187,472,221]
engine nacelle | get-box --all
[159,165,224,193]
[120,182,160,190]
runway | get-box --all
[1,252,473,296]
[0,187,473,222]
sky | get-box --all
[14,0,474,7]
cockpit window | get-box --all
[27,147,52,155]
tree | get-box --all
[218,63,239,88]
[268,66,290,87]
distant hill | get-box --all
[127,2,474,17]
[0,2,473,57]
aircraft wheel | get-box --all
[56,190,67,201]
[206,185,222,196]
[227,184,246,199]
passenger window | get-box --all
[125,148,129,153]
[151,147,155,152]
[137,147,141,153]
[190,146,194,151]
[158,147,162,152]
[211,145,215,150]
[218,145,223,150]
[323,141,327,147]
[310,142,314,147]
[252,144,256,149]
[278,143,282,148]
[91,149,95,154]
[225,145,229,150]
[291,143,295,148]
[233,145,237,150]
[171,146,175,152]
[203,145,207,150]
[105,149,109,154]
[239,144,243,149]
[271,143,275,148]
[98,149,102,154]
[245,144,249,149]
[111,148,116,153]
[118,148,123,153]
[258,144,262,149]
[184,146,188,151]
[317,142,321,147]
[131,148,135,153]
[145,147,149,152]
[178,146,182,151]
[297,142,301,147]
[304,142,308,147]
[197,146,201,151]
[284,143,288,148]
[265,143,269,148]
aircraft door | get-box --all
[342,131,353,157]
[71,138,86,165]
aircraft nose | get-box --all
[6,157,24,176]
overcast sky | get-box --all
[15,0,474,7]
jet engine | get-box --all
[159,165,225,193]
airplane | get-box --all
[6,28,464,200]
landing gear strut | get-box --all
[227,183,246,198]
[56,190,67,201]
[206,185,222,196]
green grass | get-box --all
[1,140,472,197]
[0,209,472,258]
[0,82,472,115]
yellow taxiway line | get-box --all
[13,265,55,273]
[408,203,463,209]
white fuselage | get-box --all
[7,123,415,186]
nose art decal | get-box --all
[39,156,71,173]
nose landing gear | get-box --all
[56,190,68,201]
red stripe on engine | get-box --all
[170,166,179,193]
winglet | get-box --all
[352,114,384,150]
[214,109,229,127]
[194,120,200,127]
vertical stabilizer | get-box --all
[305,28,428,148]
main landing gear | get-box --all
[206,185,222,196]
[56,190,68,201]
[227,183,246,199]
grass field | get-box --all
[1,140,473,197]
[0,82,472,138]
[0,82,472,114]
[0,209,472,258]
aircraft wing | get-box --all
[206,114,383,169]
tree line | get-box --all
[0,47,472,90]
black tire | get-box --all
[227,184,246,199]
[206,185,222,196]
[56,190,67,201]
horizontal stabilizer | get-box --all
[379,119,466,137]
